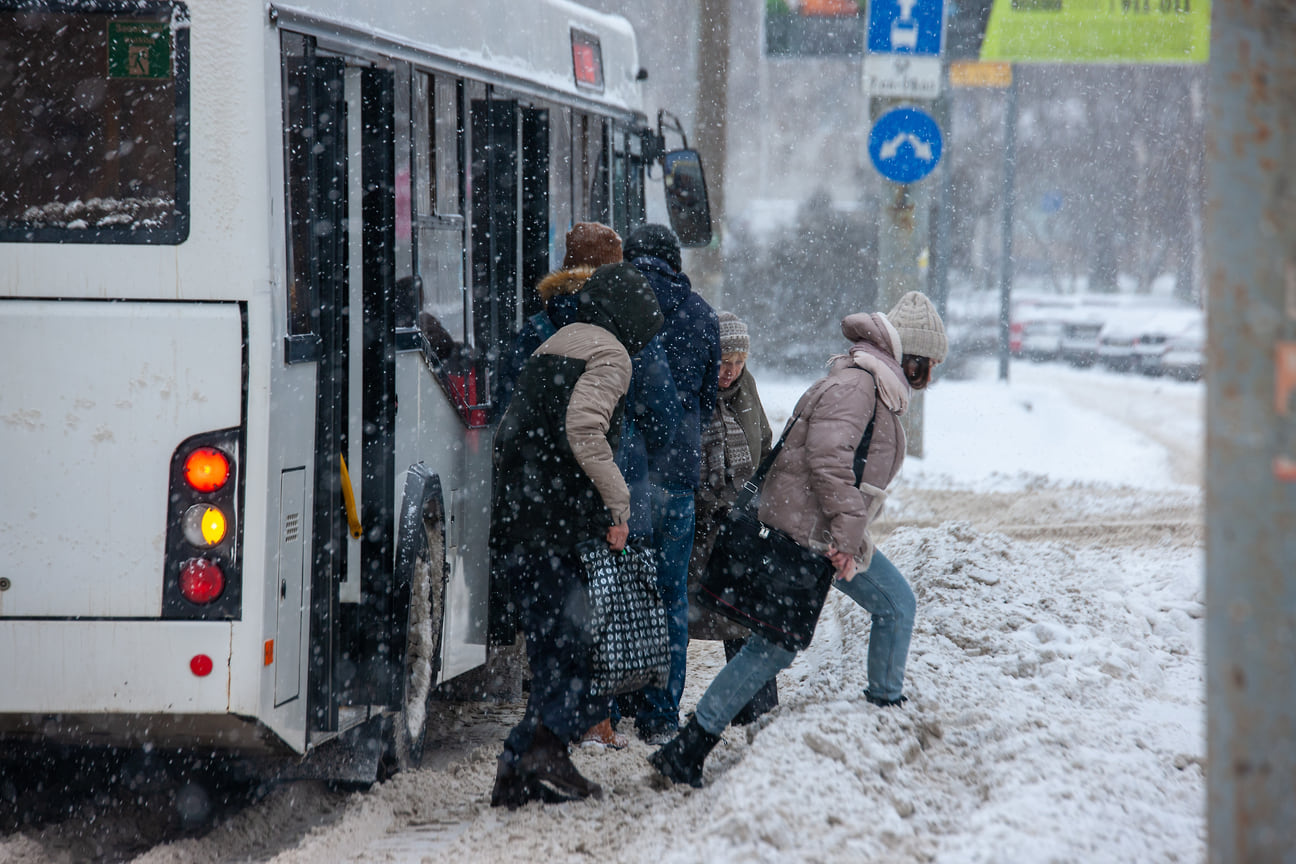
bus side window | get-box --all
[411,72,467,348]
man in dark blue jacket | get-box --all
[623,223,720,742]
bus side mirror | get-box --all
[662,148,712,248]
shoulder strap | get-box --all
[852,393,881,486]
[736,386,882,512]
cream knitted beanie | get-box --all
[717,311,750,356]
[885,291,948,363]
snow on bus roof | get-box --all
[271,0,642,113]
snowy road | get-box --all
[0,361,1205,863]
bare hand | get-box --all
[606,522,629,552]
[827,545,856,582]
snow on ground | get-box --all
[0,359,1205,863]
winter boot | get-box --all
[648,717,720,788]
[518,725,603,800]
[864,691,908,708]
[490,755,578,809]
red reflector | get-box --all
[190,654,214,677]
[179,559,225,604]
[184,447,230,493]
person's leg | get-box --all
[637,485,695,738]
[693,634,796,736]
[833,549,915,703]
[502,549,605,758]
[724,638,780,725]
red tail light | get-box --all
[179,558,225,604]
[183,447,231,493]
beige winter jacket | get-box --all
[757,313,908,568]
[532,322,633,525]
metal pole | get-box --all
[997,70,1016,383]
[1206,1,1296,859]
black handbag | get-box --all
[697,398,879,653]
[578,540,670,696]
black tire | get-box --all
[387,515,447,774]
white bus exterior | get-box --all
[0,0,680,774]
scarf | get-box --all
[699,383,755,509]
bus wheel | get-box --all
[386,513,446,775]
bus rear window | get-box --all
[0,2,189,244]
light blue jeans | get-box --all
[694,549,915,736]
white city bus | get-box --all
[0,0,710,778]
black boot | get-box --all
[490,756,531,809]
[518,725,603,800]
[491,755,579,809]
[648,717,720,788]
[864,691,908,708]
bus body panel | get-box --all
[0,0,656,764]
[0,621,231,713]
[0,300,243,619]
[271,0,641,116]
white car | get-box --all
[1153,316,1206,380]
[1133,309,1205,375]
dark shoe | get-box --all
[864,691,908,708]
[490,756,578,809]
[648,717,721,788]
[490,756,532,810]
[518,725,603,800]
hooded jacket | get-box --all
[757,313,908,568]
[630,254,721,490]
[495,266,594,411]
[491,263,663,550]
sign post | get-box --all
[865,0,946,457]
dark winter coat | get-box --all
[758,313,908,568]
[629,254,721,491]
[491,263,663,551]
[615,336,681,537]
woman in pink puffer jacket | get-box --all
[649,291,947,788]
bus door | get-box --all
[283,37,399,742]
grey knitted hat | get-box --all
[717,311,750,356]
[886,291,947,363]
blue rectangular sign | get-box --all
[866,0,945,56]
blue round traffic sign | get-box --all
[868,107,943,184]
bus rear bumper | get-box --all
[0,619,234,716]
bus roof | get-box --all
[270,0,643,117]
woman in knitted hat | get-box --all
[687,311,779,724]
[650,293,947,788]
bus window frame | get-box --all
[0,0,191,245]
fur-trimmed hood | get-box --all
[536,265,596,305]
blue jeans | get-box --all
[634,485,696,734]
[693,549,915,736]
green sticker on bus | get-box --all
[107,21,172,79]
[980,0,1209,64]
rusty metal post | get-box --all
[1206,2,1296,860]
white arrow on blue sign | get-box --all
[868,107,943,184]
[866,0,945,57]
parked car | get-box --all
[1010,295,1076,360]
[1133,309,1205,375]
[1151,316,1206,380]
[1059,309,1110,367]
[1096,315,1143,372]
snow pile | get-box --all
[620,519,1203,864]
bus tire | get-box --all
[385,468,448,775]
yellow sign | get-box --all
[980,0,1209,64]
[950,61,1013,87]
